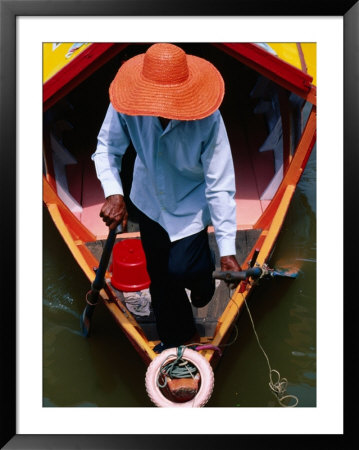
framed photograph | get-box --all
[1,0,356,448]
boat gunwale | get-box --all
[43,42,317,367]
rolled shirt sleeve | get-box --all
[91,104,130,198]
[201,113,237,257]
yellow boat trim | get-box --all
[47,203,96,282]
[47,203,157,362]
[211,183,295,350]
[256,184,296,266]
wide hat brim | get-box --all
[109,53,225,121]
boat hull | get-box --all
[43,42,316,371]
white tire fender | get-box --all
[145,347,214,408]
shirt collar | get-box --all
[157,117,181,135]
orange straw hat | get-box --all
[109,43,225,120]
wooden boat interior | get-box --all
[43,43,313,343]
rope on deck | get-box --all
[156,346,198,388]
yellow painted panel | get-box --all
[43,42,91,83]
[267,43,302,70]
[267,43,316,86]
[301,43,317,86]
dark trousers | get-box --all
[137,209,215,347]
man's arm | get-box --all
[92,104,130,229]
[201,112,242,272]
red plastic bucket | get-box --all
[111,239,150,292]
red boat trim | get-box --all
[43,43,128,111]
[216,43,314,101]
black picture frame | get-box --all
[1,0,357,448]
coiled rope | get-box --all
[243,297,299,407]
[156,346,198,389]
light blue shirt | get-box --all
[92,104,237,256]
